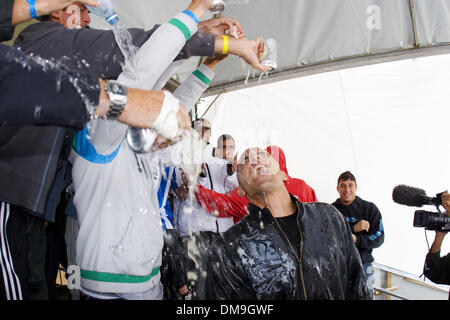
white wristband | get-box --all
[152,91,180,140]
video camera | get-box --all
[392,185,450,232]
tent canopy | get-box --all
[91,0,450,95]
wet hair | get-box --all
[217,134,234,147]
[337,171,356,184]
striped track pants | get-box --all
[0,202,23,300]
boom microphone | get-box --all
[392,184,440,207]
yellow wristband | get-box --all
[222,35,229,55]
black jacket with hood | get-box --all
[0,21,215,219]
[332,196,384,265]
[206,195,371,300]
[424,250,450,286]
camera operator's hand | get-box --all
[354,219,370,233]
[430,230,447,253]
[441,190,450,214]
[429,190,449,254]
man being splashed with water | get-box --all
[205,148,371,300]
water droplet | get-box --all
[33,105,42,119]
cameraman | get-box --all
[423,191,450,289]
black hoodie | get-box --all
[332,196,385,264]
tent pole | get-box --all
[408,0,419,48]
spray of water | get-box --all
[102,19,278,296]
[6,48,99,119]
[112,22,140,82]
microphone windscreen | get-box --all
[392,184,427,207]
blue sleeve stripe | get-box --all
[369,220,384,241]
[72,126,122,164]
[182,10,199,24]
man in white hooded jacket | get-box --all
[70,0,270,300]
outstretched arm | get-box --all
[195,186,248,222]
[11,0,99,25]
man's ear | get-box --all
[281,171,288,182]
[237,186,246,197]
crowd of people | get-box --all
[1,0,448,301]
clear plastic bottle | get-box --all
[258,38,278,70]
[86,0,119,25]
[227,27,278,70]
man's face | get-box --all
[337,179,357,205]
[201,127,211,144]
[237,148,282,196]
[218,138,235,161]
[55,3,91,29]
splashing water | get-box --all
[6,48,99,119]
[244,65,252,85]
[162,129,205,202]
[111,22,139,82]
[244,65,271,85]
[102,21,216,292]
[258,71,270,84]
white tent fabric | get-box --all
[197,53,450,277]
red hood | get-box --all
[265,145,290,178]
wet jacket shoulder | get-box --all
[0,44,99,216]
[14,21,214,79]
[14,21,158,79]
[207,196,370,300]
[424,251,450,285]
[0,0,14,41]
[0,44,96,127]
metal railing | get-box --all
[374,286,410,300]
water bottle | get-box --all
[210,0,225,15]
[86,0,119,25]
